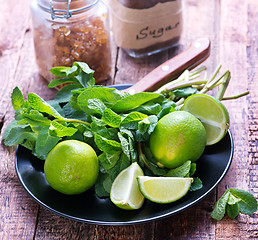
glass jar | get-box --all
[106,0,182,58]
[30,0,111,83]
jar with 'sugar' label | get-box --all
[30,0,111,83]
[106,0,182,58]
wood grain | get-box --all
[0,0,258,239]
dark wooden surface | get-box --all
[1,0,258,239]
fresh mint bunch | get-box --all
[211,188,258,220]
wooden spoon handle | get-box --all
[124,38,211,94]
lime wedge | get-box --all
[182,94,230,145]
[110,162,144,210]
[137,176,193,203]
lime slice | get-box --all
[182,93,230,145]
[110,162,144,210]
[137,176,193,204]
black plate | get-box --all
[15,84,234,225]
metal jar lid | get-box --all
[38,0,99,20]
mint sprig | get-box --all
[211,188,258,220]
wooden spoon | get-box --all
[124,38,211,94]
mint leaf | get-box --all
[3,126,35,146]
[11,87,25,110]
[227,193,241,205]
[98,151,120,170]
[138,115,158,135]
[111,92,164,113]
[28,93,63,119]
[134,102,161,115]
[54,84,80,103]
[229,188,258,215]
[35,126,60,160]
[226,203,239,219]
[189,163,197,176]
[22,110,51,126]
[94,172,110,197]
[50,66,71,78]
[165,161,191,177]
[118,132,131,160]
[102,108,121,128]
[49,121,78,137]
[211,190,230,220]
[48,78,75,88]
[189,177,203,191]
[87,99,107,115]
[94,134,121,153]
[120,112,147,129]
[77,86,127,113]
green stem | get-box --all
[156,66,207,93]
[216,71,231,100]
[200,70,229,94]
[222,91,249,100]
[159,80,208,94]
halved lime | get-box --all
[137,176,193,204]
[110,162,144,210]
[182,94,230,145]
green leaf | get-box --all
[48,78,75,88]
[172,87,198,98]
[111,92,164,113]
[94,172,110,197]
[49,121,78,137]
[227,193,241,205]
[11,87,25,110]
[27,93,63,119]
[3,126,35,147]
[134,102,161,115]
[98,151,121,170]
[87,99,107,115]
[50,66,71,77]
[165,161,191,177]
[157,99,176,119]
[189,177,203,191]
[211,190,230,220]
[54,84,80,103]
[138,115,158,135]
[226,203,240,219]
[22,110,52,126]
[94,134,122,153]
[35,126,60,160]
[77,86,128,113]
[118,132,131,160]
[189,163,197,176]
[120,112,147,129]
[102,108,121,128]
[229,188,258,215]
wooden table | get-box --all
[1,0,257,239]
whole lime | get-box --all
[150,111,206,169]
[44,140,99,195]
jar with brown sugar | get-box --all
[106,0,182,58]
[30,0,111,83]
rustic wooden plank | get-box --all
[215,0,258,239]
[0,0,42,239]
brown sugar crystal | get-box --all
[33,15,111,83]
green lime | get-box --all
[44,140,99,195]
[182,94,230,145]
[150,111,206,169]
[137,176,193,203]
[110,162,144,210]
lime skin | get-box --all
[150,111,207,169]
[44,140,99,195]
